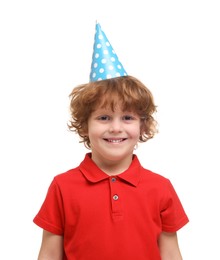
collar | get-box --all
[79,153,142,187]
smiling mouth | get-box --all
[104,138,127,143]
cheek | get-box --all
[87,124,101,138]
[129,125,141,138]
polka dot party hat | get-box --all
[90,22,127,81]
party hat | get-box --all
[90,22,127,81]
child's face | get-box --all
[86,104,141,166]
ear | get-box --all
[140,122,146,135]
[81,132,88,137]
[80,123,89,137]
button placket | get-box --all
[111,177,117,183]
[109,177,123,220]
[113,194,119,200]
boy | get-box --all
[34,23,189,260]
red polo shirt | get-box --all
[33,153,189,260]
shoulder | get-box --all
[139,166,176,195]
[133,155,168,181]
[140,166,169,183]
[51,165,83,187]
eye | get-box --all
[97,115,110,121]
[122,115,135,121]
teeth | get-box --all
[106,139,124,143]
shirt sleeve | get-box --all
[160,179,189,232]
[33,178,64,235]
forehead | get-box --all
[91,105,139,118]
[95,95,135,112]
[93,105,122,114]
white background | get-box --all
[0,0,219,259]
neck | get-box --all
[91,153,134,176]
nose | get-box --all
[109,118,123,133]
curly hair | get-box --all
[68,75,158,149]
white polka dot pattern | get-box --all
[89,23,127,82]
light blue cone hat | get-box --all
[90,22,127,82]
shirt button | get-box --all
[113,194,119,200]
[111,177,116,182]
